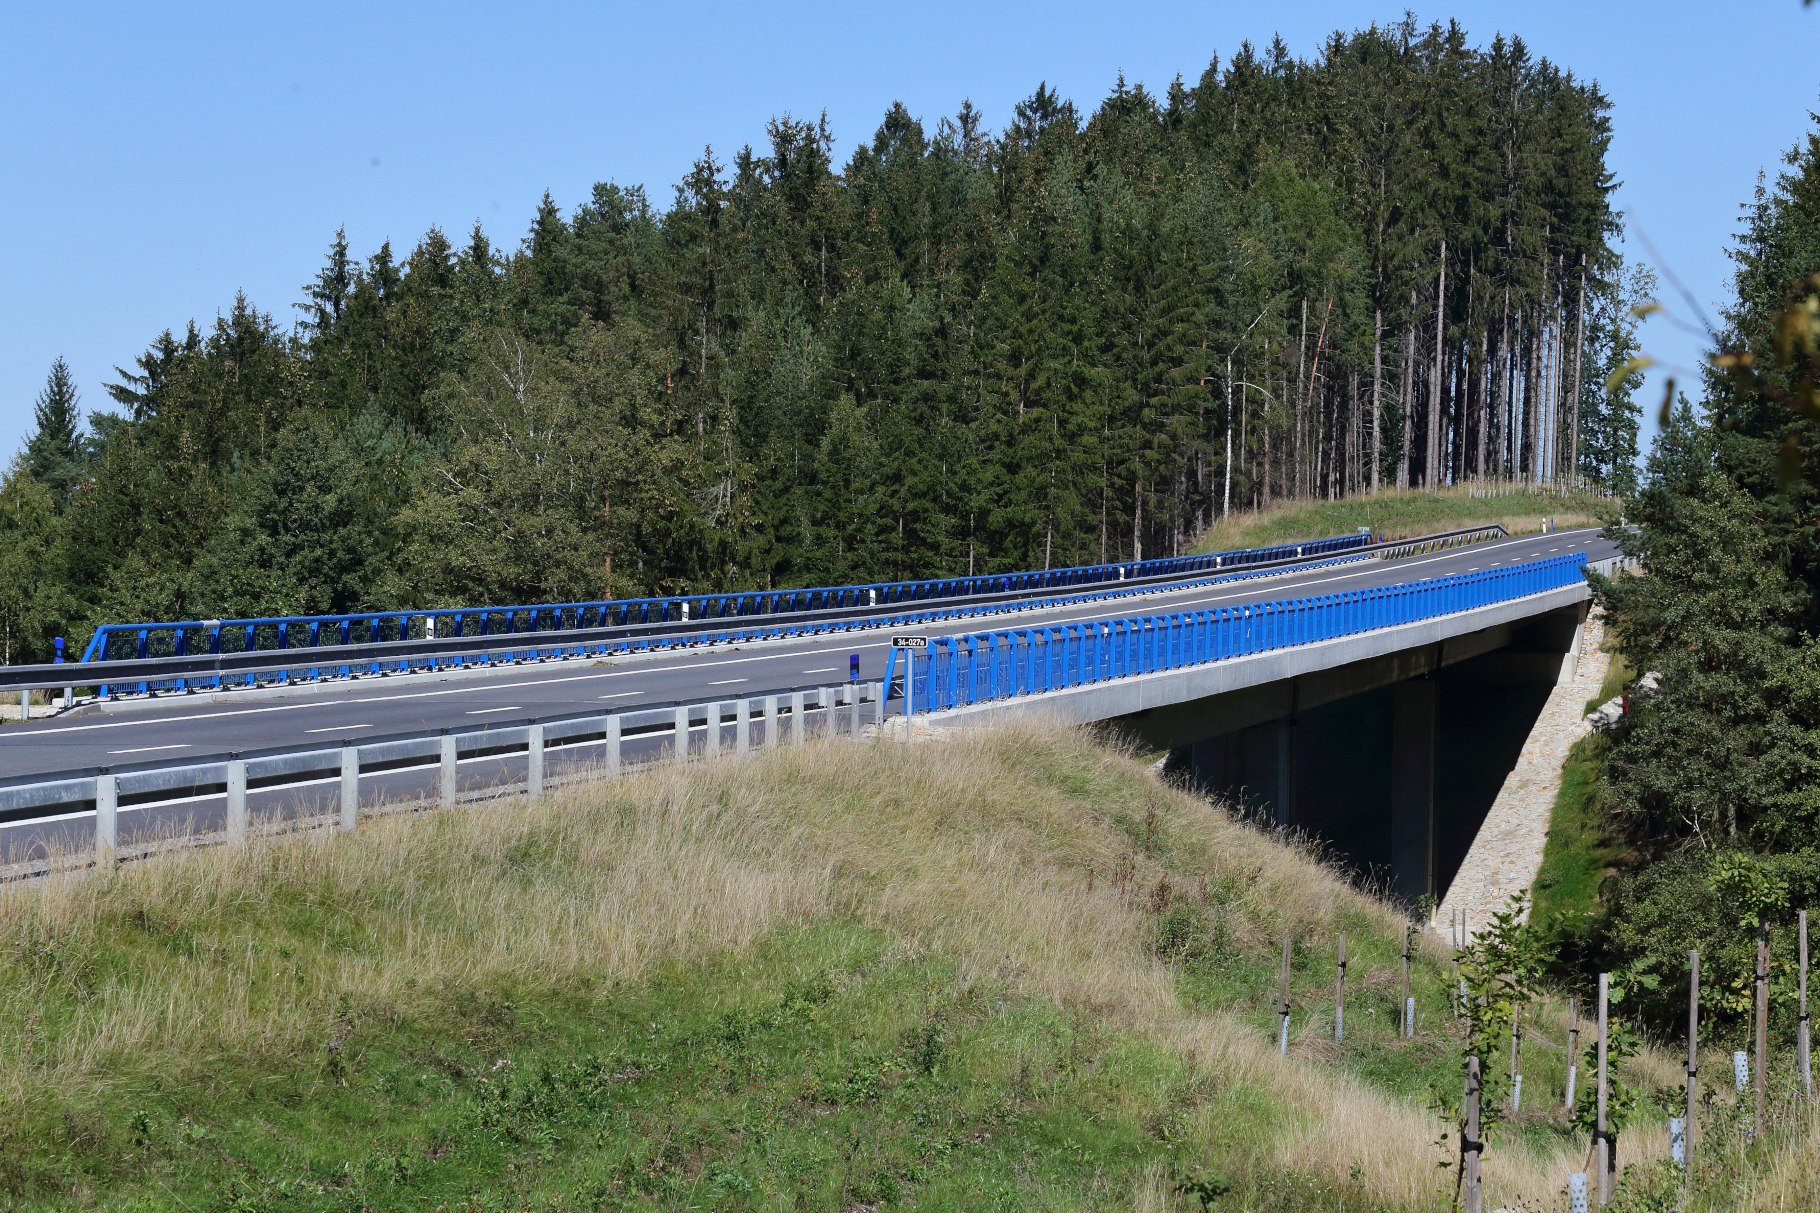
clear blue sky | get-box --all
[4,1,1815,462]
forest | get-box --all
[2,17,1643,662]
[1576,100,1820,1034]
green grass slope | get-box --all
[1193,485,1619,556]
[0,727,1634,1211]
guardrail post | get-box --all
[850,684,860,737]
[764,696,779,748]
[527,722,544,800]
[606,713,621,775]
[789,691,804,744]
[226,755,247,843]
[872,681,884,730]
[737,698,750,754]
[674,705,690,765]
[439,731,457,809]
[95,771,117,862]
[340,745,359,830]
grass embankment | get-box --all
[1194,484,1618,556]
[6,727,1649,1211]
[1531,653,1633,929]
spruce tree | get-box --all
[25,356,83,506]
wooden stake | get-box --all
[1566,996,1580,1109]
[1452,908,1463,1018]
[1509,1003,1524,1112]
[1401,922,1413,1038]
[1278,936,1292,1055]
[1755,918,1769,1133]
[1597,972,1612,1207]
[1335,930,1347,1043]
[1687,949,1700,1200]
[1801,912,1812,1098]
[1463,1055,1483,1213]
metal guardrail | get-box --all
[1375,523,1511,559]
[0,682,887,871]
[12,540,1409,700]
[905,551,1588,712]
[80,533,1377,664]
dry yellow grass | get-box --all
[0,723,1657,1208]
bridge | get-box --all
[0,523,1623,905]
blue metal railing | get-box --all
[79,533,1372,666]
[895,553,1588,713]
[82,546,1380,699]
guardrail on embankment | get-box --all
[0,681,887,875]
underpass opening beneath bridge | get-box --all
[1160,605,1580,909]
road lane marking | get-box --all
[802,668,838,674]
[306,723,374,733]
[107,744,190,754]
[709,678,747,685]
[599,691,643,699]
[465,706,522,715]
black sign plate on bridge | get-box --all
[890,635,929,649]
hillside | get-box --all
[1192,484,1619,556]
[0,725,1691,1211]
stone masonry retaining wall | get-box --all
[1437,610,1608,940]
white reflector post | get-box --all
[439,733,457,809]
[95,772,117,861]
[226,756,247,843]
[526,723,544,801]
[339,745,359,831]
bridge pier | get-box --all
[1389,678,1436,904]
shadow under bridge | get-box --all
[1148,601,1589,908]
